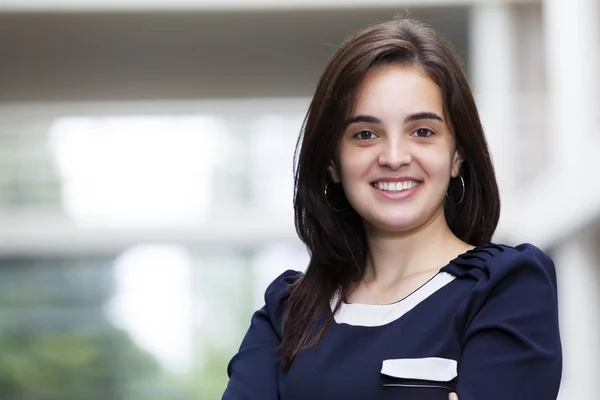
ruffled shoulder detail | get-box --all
[441,242,555,285]
[440,243,507,279]
[263,270,303,337]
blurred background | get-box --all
[0,0,597,399]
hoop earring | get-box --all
[457,175,465,205]
[324,181,345,212]
[446,175,465,205]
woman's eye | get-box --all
[412,128,434,138]
[353,130,377,140]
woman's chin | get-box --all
[364,217,422,235]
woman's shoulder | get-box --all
[443,242,558,319]
[261,270,303,333]
[443,242,556,286]
[264,269,303,308]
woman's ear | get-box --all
[451,149,464,178]
[328,161,341,183]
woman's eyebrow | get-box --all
[404,111,444,124]
[343,112,444,128]
[343,114,382,128]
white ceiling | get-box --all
[0,0,532,12]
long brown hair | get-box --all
[284,17,500,367]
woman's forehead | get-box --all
[349,65,445,122]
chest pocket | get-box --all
[380,357,457,391]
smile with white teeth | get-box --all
[372,180,420,192]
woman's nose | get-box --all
[378,138,412,170]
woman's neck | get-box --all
[363,211,472,285]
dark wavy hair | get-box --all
[282,17,500,367]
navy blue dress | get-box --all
[223,243,562,399]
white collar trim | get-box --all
[330,272,456,327]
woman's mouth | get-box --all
[370,180,421,193]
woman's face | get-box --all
[330,64,462,235]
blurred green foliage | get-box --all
[0,329,175,400]
[0,253,254,400]
[189,341,234,400]
[0,259,188,400]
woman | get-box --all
[223,18,562,400]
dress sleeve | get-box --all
[455,244,562,400]
[222,270,301,400]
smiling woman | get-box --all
[223,17,562,400]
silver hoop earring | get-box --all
[324,181,345,212]
[457,175,465,205]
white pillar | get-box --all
[469,4,517,234]
[542,8,600,395]
[543,0,600,169]
[554,233,600,400]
